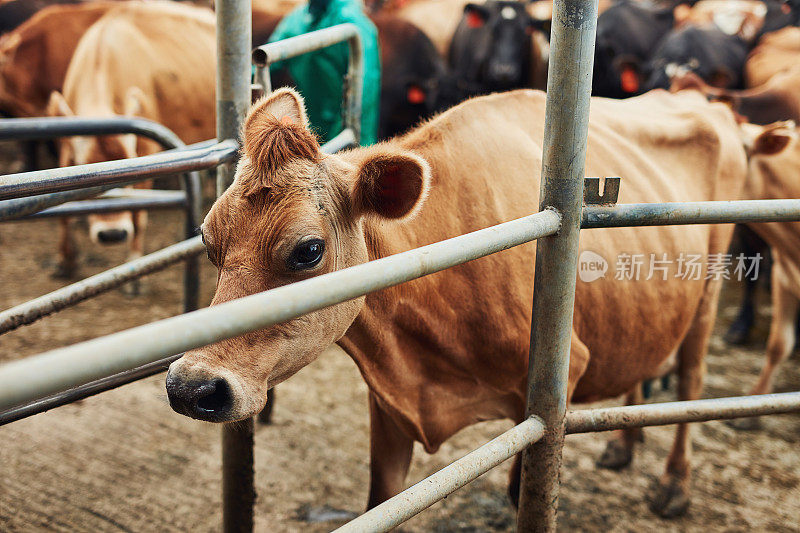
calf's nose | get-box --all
[97,228,129,243]
[166,374,233,421]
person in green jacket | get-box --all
[269,0,381,146]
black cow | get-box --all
[372,15,460,139]
[449,0,546,97]
[760,0,800,37]
[592,0,675,98]
[644,25,749,91]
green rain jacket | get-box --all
[269,0,380,145]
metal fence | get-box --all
[2,0,800,532]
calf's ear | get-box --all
[752,122,796,156]
[241,88,318,192]
[245,87,309,132]
[352,149,431,220]
[47,91,73,117]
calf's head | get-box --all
[166,88,430,422]
[47,88,145,244]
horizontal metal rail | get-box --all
[0,236,204,335]
[565,392,800,433]
[323,128,357,153]
[0,130,347,338]
[0,139,238,201]
[583,199,800,228]
[333,392,800,532]
[0,209,562,411]
[18,191,187,219]
[0,117,185,146]
[0,118,204,220]
[252,23,360,66]
[334,416,547,533]
[0,355,180,426]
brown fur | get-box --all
[242,116,321,193]
[170,89,758,517]
[47,1,216,277]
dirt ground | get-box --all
[1,140,799,532]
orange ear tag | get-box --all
[620,67,639,94]
[407,86,427,104]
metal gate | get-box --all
[2,0,800,531]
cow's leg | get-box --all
[731,264,798,430]
[724,227,768,345]
[256,388,276,425]
[596,385,644,470]
[366,391,414,509]
[54,216,78,279]
[123,209,148,296]
[649,279,721,518]
[508,331,591,506]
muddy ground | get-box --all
[0,140,799,532]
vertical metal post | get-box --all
[516,0,597,531]
[181,171,202,313]
[216,1,255,532]
[216,0,252,196]
[343,34,364,145]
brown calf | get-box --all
[167,88,759,517]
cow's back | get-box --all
[745,27,800,87]
[62,1,216,145]
[0,2,114,117]
[342,90,747,450]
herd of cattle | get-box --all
[3,0,800,523]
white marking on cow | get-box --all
[501,6,517,20]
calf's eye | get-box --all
[288,238,325,270]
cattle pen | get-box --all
[1,0,800,532]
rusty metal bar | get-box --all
[216,0,254,531]
[0,209,561,411]
[16,191,187,219]
[565,392,800,434]
[0,140,238,201]
[517,0,598,530]
[335,417,546,533]
[0,236,204,335]
[0,355,180,426]
[582,199,800,228]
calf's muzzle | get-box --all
[166,373,234,422]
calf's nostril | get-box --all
[196,377,232,414]
[97,228,129,243]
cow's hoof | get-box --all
[648,477,690,518]
[726,416,762,431]
[52,263,78,280]
[596,439,633,470]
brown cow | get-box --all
[0,2,114,118]
[671,67,800,125]
[167,87,753,517]
[47,1,216,281]
[745,26,800,88]
[732,121,800,426]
